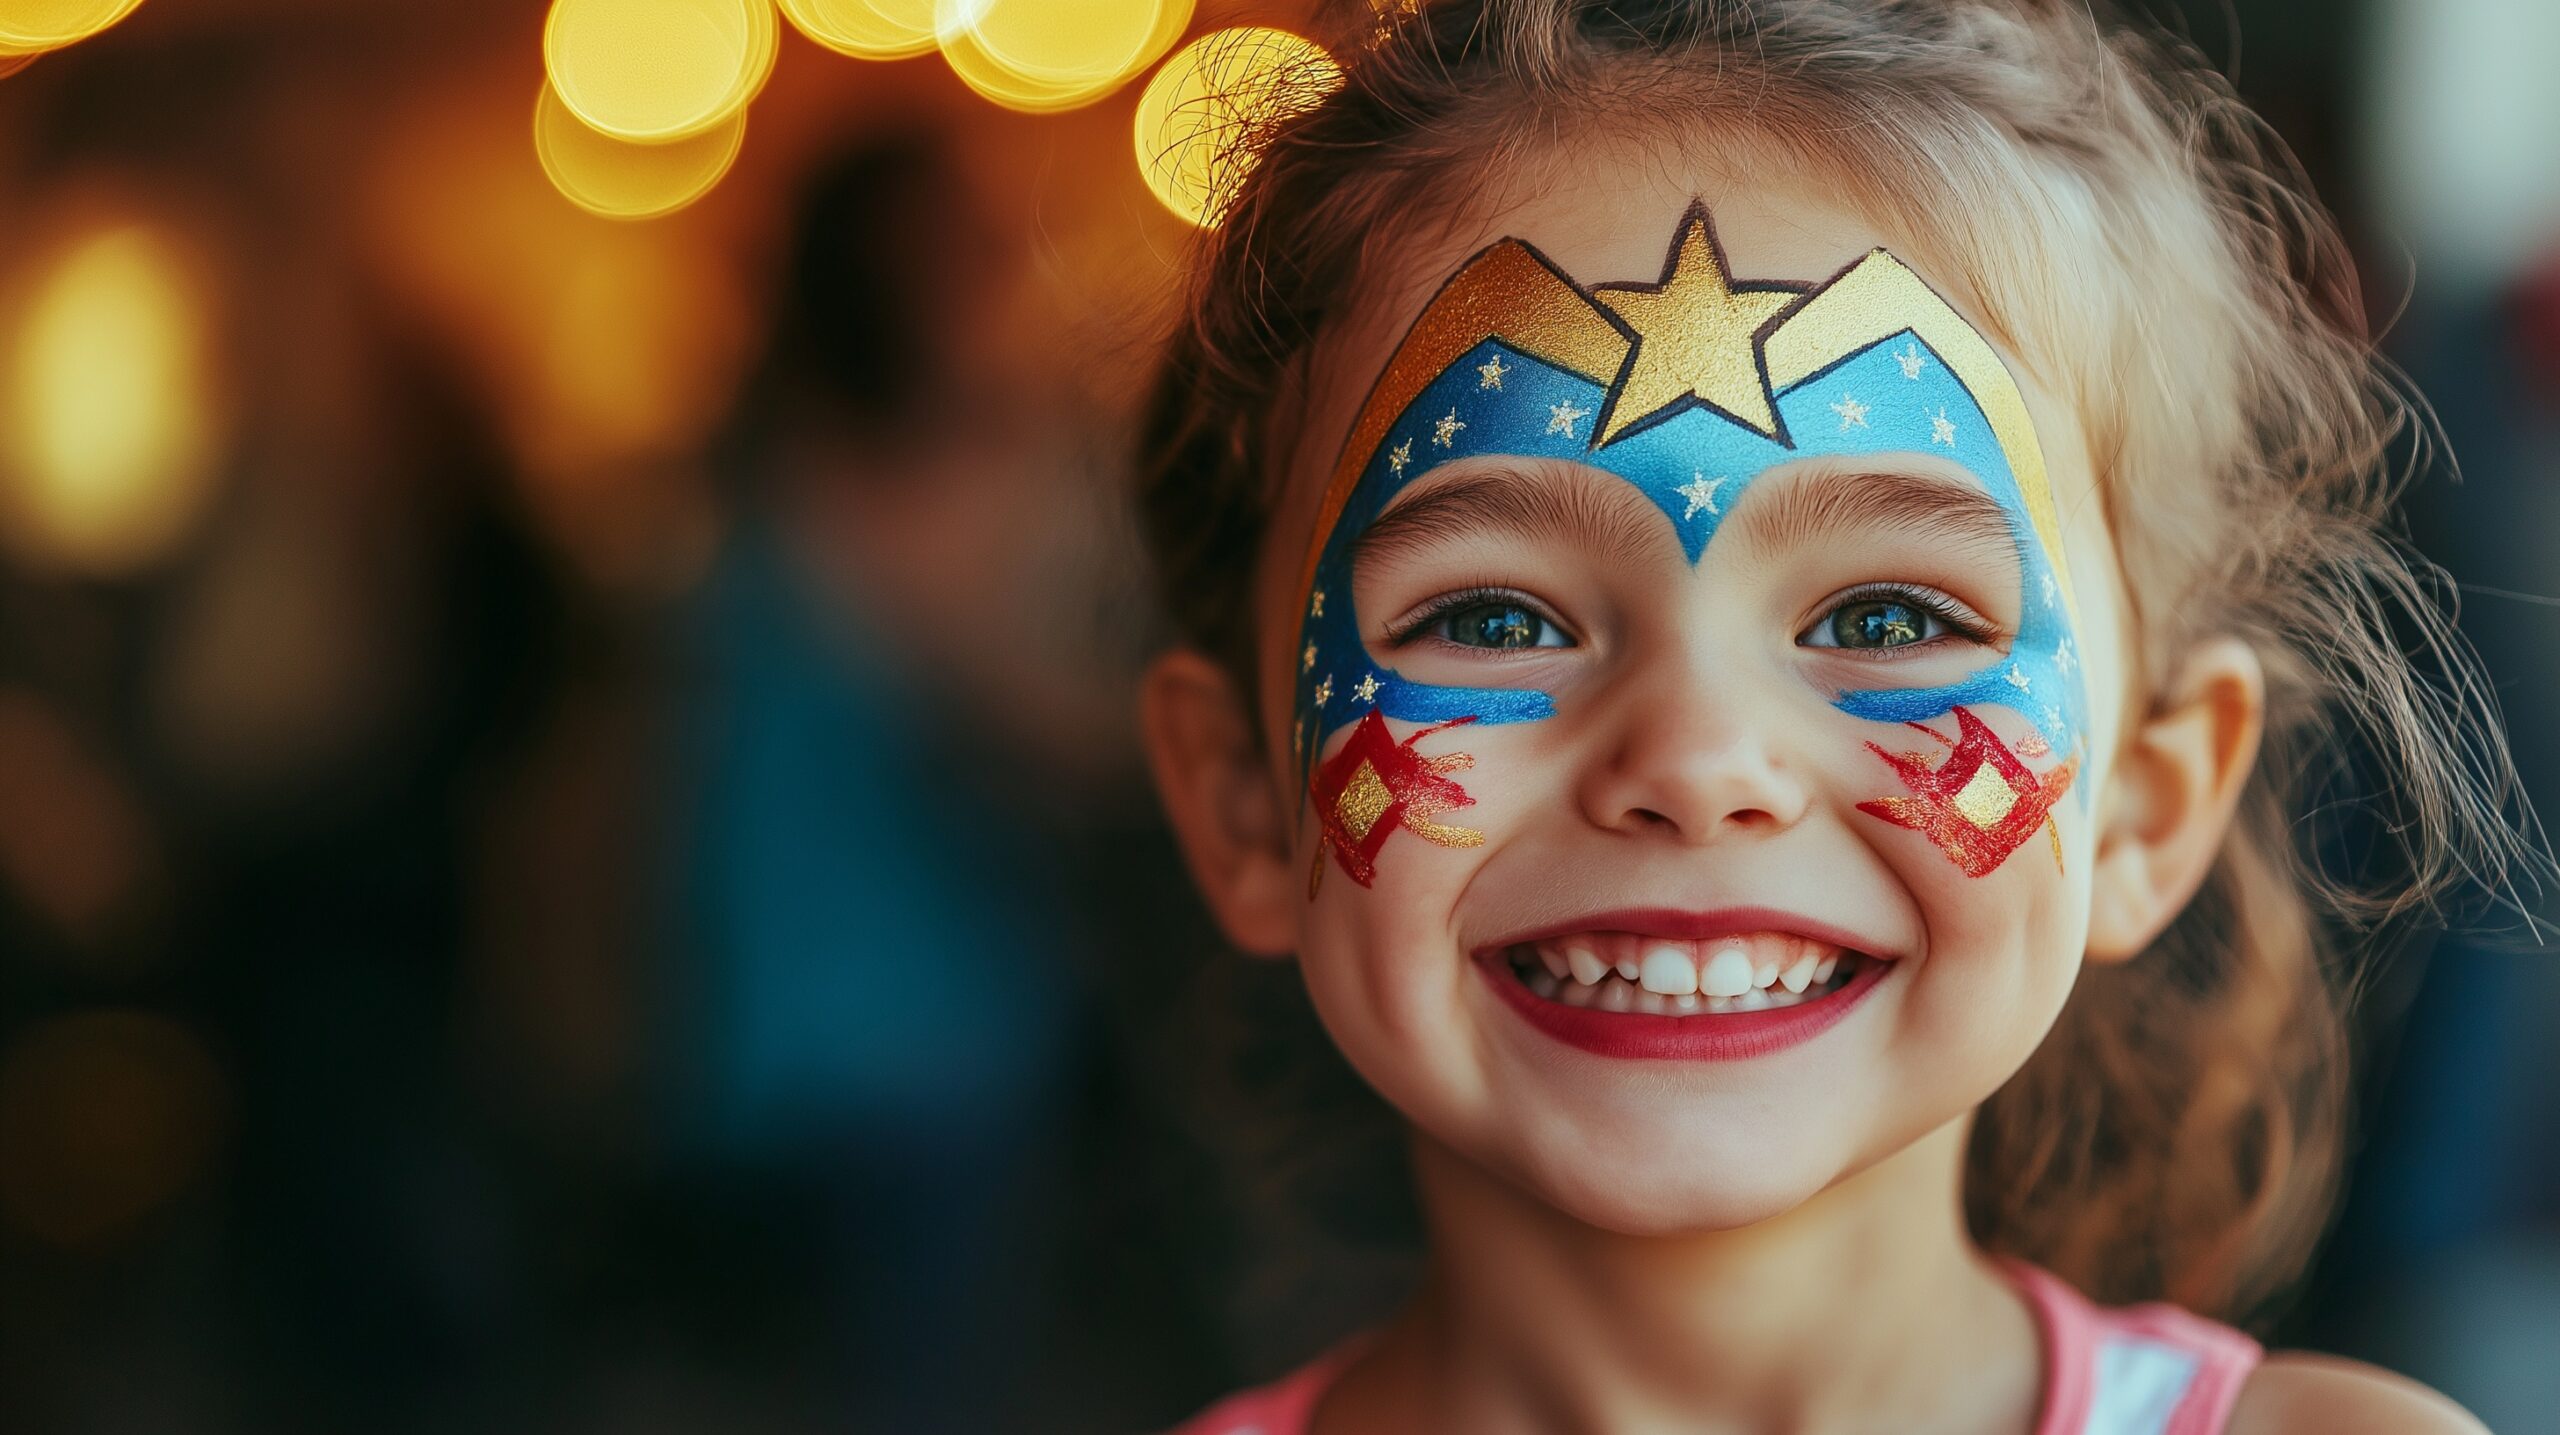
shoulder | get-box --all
[2226,1352,2490,1435]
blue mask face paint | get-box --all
[1288,204,2088,837]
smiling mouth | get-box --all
[1499,932,1871,1017]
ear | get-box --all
[2085,637,2266,963]
[1138,648,1300,957]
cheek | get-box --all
[1294,726,1549,1058]
[1858,765,2091,1064]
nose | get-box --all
[1573,648,1814,843]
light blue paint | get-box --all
[1292,328,2087,785]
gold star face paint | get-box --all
[1289,202,2089,882]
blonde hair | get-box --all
[1135,0,2544,1321]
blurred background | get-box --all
[0,1,2552,1431]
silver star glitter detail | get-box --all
[1478,353,1507,390]
[1432,408,1466,448]
[1313,675,1333,707]
[1895,342,1927,380]
[1831,393,1869,430]
[1546,401,1589,439]
[1676,473,1726,521]
[1353,674,1381,703]
[1930,407,1957,447]
[1388,438,1412,477]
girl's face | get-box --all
[1249,165,2136,1234]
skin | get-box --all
[1141,150,2487,1435]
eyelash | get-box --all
[1387,586,1573,648]
[1810,582,2000,651]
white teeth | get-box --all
[1779,952,1818,994]
[1699,943,1756,998]
[1638,943,1698,995]
[1510,935,1869,1019]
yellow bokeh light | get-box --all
[934,0,1188,114]
[1134,26,1340,227]
[0,0,144,51]
[534,81,744,220]
[0,223,221,576]
[953,0,1168,85]
[0,50,40,79]
[543,0,775,144]
[778,0,937,60]
[936,22,1108,113]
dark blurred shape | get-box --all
[0,689,156,950]
[661,132,1087,1434]
[733,130,1004,451]
[0,1009,223,1249]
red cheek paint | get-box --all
[1308,711,1485,898]
[1857,704,2075,877]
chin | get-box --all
[1506,1127,1841,1235]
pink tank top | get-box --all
[1161,1260,2263,1435]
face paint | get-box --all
[1288,203,2090,820]
[1857,706,2076,877]
[1308,711,1485,897]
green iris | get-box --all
[1832,599,1926,649]
[1447,603,1545,649]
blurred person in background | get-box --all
[658,127,1259,1432]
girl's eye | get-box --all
[1828,598,1937,649]
[1425,599,1572,650]
[1799,587,1987,651]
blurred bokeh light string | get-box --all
[529,0,1348,225]
[0,217,224,577]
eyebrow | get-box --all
[1734,464,2017,564]
[1354,461,1669,572]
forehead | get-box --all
[1276,171,1866,507]
[1258,160,2092,606]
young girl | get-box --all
[1133,3,2536,1431]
